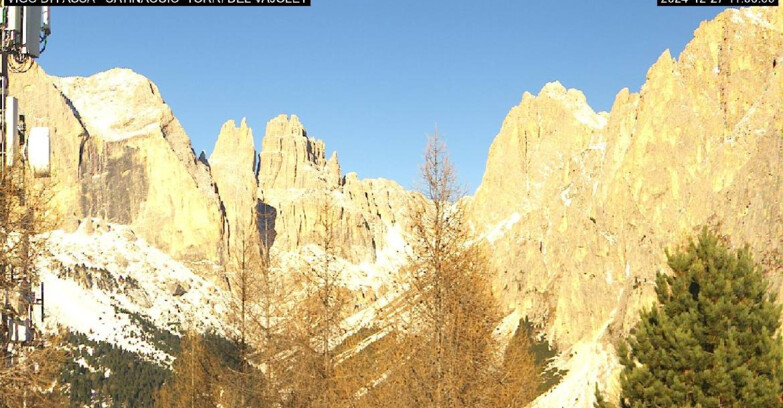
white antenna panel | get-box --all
[6,7,22,33]
[42,7,50,34]
[14,322,29,342]
[5,97,17,168]
[28,127,50,178]
[22,6,41,58]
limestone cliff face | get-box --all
[471,81,615,349]
[470,6,783,354]
[10,67,225,262]
[474,81,607,229]
[7,64,84,222]
[255,114,417,263]
[208,113,399,264]
[258,114,341,191]
[9,64,415,266]
[209,119,257,261]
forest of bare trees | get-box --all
[0,129,545,408]
[0,161,67,407]
[154,132,543,408]
[364,132,541,408]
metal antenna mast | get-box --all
[0,4,51,369]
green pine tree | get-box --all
[615,229,783,408]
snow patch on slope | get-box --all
[350,225,408,293]
[530,289,625,408]
[540,82,608,129]
[730,7,776,30]
[494,309,524,353]
[35,222,229,363]
[485,212,521,243]
[54,69,167,142]
[529,339,620,408]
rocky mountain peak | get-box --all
[265,113,307,138]
[211,118,256,168]
[258,114,340,191]
[54,68,164,142]
[472,81,606,229]
[534,81,607,129]
[470,6,783,407]
[10,65,225,262]
[9,6,783,408]
[210,119,258,259]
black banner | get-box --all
[5,0,310,5]
[658,0,777,6]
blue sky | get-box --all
[39,1,725,193]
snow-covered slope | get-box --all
[54,69,169,143]
[32,217,410,364]
[34,220,230,364]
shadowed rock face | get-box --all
[255,200,278,250]
[470,6,783,353]
[7,6,783,408]
[209,119,258,264]
[253,114,419,264]
[16,5,781,368]
[79,141,146,224]
[10,67,226,262]
[206,113,421,265]
[8,64,420,267]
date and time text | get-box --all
[659,0,777,5]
